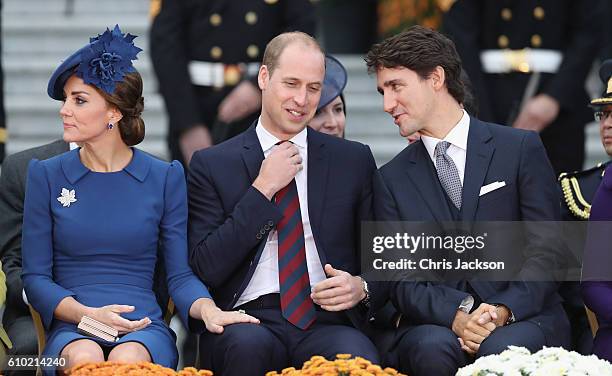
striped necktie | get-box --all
[276,179,316,330]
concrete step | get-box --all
[3,16,149,58]
[4,0,149,15]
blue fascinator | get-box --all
[47,25,142,100]
[318,55,348,111]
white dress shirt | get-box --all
[235,119,326,307]
[420,109,470,185]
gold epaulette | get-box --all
[559,172,590,219]
[0,127,6,143]
[558,162,610,220]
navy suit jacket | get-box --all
[188,125,376,318]
[371,117,569,347]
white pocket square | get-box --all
[479,181,506,196]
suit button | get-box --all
[268,220,274,226]
[260,229,266,235]
[501,8,512,21]
[210,13,222,26]
[245,11,258,25]
[233,293,237,298]
[531,34,542,48]
[256,233,262,240]
[210,46,222,60]
[533,6,545,20]
[497,35,509,48]
[264,224,271,230]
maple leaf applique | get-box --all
[57,188,77,207]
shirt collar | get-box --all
[255,117,308,153]
[60,147,150,184]
[421,109,470,158]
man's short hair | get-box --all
[365,25,465,104]
[262,31,323,77]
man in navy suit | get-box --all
[364,26,570,376]
[188,32,379,376]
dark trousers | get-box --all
[386,322,547,376]
[199,297,379,376]
[5,316,38,376]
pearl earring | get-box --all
[107,123,113,130]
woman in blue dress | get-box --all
[21,25,258,373]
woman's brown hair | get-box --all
[96,71,145,146]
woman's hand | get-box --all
[89,304,151,334]
[193,298,259,334]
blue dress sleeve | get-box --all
[21,159,75,329]
[162,161,211,332]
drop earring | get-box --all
[107,123,113,130]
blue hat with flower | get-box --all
[47,25,142,100]
[317,55,348,111]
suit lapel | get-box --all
[405,141,453,222]
[461,118,495,222]
[241,124,265,183]
[307,129,329,264]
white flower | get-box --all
[456,346,612,376]
[57,188,77,207]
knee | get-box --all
[396,326,462,376]
[399,326,459,356]
[108,342,151,363]
[62,340,104,367]
[215,323,278,357]
[477,337,508,357]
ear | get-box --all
[107,106,123,125]
[430,66,446,91]
[258,65,269,91]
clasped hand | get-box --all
[452,303,509,355]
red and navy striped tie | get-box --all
[276,179,316,330]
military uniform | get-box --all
[557,163,611,354]
[443,0,606,173]
[560,162,610,221]
[149,0,316,165]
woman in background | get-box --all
[308,55,347,138]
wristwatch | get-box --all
[492,303,516,325]
[458,295,474,313]
[360,277,371,307]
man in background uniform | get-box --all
[149,0,316,167]
[443,0,605,174]
[558,60,612,355]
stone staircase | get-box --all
[2,0,606,168]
